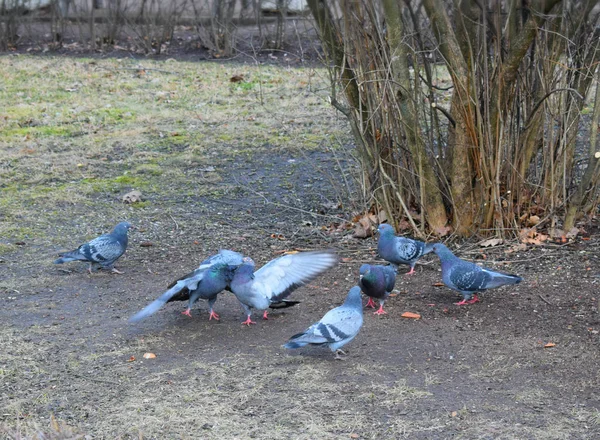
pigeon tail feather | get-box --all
[129,281,189,323]
[54,250,86,264]
[269,299,301,309]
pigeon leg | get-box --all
[334,349,347,360]
[466,295,480,304]
[208,310,220,321]
[242,315,257,326]
[262,310,269,320]
[365,298,376,308]
[454,295,479,306]
[111,267,124,274]
[373,304,387,315]
[405,267,416,275]
[87,263,93,275]
[182,308,193,317]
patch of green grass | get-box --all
[2,125,74,138]
[0,243,15,255]
[134,164,162,176]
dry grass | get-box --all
[0,56,598,440]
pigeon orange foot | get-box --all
[182,309,193,317]
[454,295,480,306]
[365,298,377,308]
[242,316,257,326]
[208,310,220,321]
[374,305,387,315]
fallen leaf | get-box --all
[432,282,445,287]
[401,312,421,319]
[143,352,156,359]
[544,342,556,348]
[565,227,579,239]
[139,242,153,247]
[505,243,527,254]
[527,215,540,226]
[230,74,244,82]
[122,190,143,204]
[451,411,458,417]
[480,238,503,247]
[350,434,359,439]
[433,225,452,237]
[127,356,135,362]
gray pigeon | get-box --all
[377,223,434,275]
[283,286,364,359]
[54,221,134,274]
[229,250,338,325]
[358,264,397,315]
[129,250,244,322]
[432,243,523,305]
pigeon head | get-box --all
[432,243,454,260]
[423,242,436,255]
[344,286,363,307]
[377,223,394,235]
[114,222,135,233]
[359,264,370,277]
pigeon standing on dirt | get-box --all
[358,264,397,315]
[283,286,364,359]
[377,224,434,275]
[229,251,338,326]
[432,243,523,305]
[54,221,134,274]
[129,250,244,322]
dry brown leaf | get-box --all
[433,225,452,237]
[505,243,527,254]
[353,213,376,238]
[143,353,156,359]
[401,312,421,319]
[377,210,387,223]
[432,282,445,287]
[127,356,135,362]
[527,215,540,226]
[396,219,411,231]
[565,227,579,239]
[544,342,556,348]
[480,238,503,247]
[139,241,153,247]
[230,74,244,82]
[122,190,143,204]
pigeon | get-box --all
[358,264,397,315]
[283,286,364,359]
[54,221,134,274]
[432,243,523,305]
[377,223,434,275]
[229,250,338,326]
[129,250,244,322]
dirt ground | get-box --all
[0,53,599,439]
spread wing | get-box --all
[129,250,244,322]
[251,251,338,303]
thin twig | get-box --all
[538,294,554,306]
[168,213,179,230]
